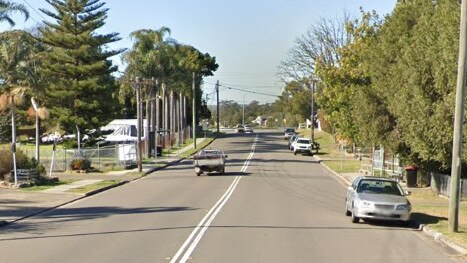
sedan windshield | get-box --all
[357,180,403,196]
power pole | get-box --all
[192,72,197,149]
[216,80,220,133]
[449,0,467,233]
[310,81,315,142]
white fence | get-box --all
[357,147,403,180]
[23,144,137,173]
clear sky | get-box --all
[8,0,397,105]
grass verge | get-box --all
[21,180,76,191]
[69,180,120,194]
[322,160,361,173]
[313,130,467,249]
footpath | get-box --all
[0,138,207,226]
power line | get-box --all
[205,81,281,89]
[205,81,279,97]
[22,0,47,24]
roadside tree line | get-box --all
[278,0,462,174]
[0,0,217,148]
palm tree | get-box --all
[0,0,29,27]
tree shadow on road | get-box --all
[0,205,198,234]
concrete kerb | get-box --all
[315,155,467,255]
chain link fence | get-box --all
[22,144,137,173]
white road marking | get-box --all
[170,134,259,263]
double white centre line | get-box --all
[170,135,259,263]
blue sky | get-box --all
[8,0,397,105]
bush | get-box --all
[61,139,78,149]
[70,158,91,171]
[0,146,40,180]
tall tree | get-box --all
[277,14,350,82]
[0,30,37,141]
[39,0,124,133]
[0,0,29,27]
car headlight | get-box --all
[396,203,411,210]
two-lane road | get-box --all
[0,130,463,263]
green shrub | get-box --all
[0,146,39,179]
[61,139,78,149]
[70,158,91,171]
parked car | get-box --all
[288,134,298,149]
[289,136,300,151]
[193,149,228,176]
[293,138,312,155]
[235,124,245,133]
[345,176,411,224]
[284,128,295,139]
[244,125,254,133]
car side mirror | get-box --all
[347,186,353,191]
[405,190,411,196]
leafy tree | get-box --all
[39,0,124,133]
[120,26,174,116]
[0,30,38,141]
[121,28,218,126]
[369,0,459,169]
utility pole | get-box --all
[135,77,143,172]
[310,80,315,143]
[192,72,197,149]
[216,80,220,133]
[449,0,467,233]
[242,94,245,126]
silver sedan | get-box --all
[345,176,411,224]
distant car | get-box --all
[293,138,312,155]
[235,124,245,133]
[244,125,254,133]
[345,176,411,224]
[284,128,295,139]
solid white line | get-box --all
[169,176,241,263]
[179,177,242,263]
[171,134,259,263]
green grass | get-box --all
[305,130,467,248]
[322,160,361,173]
[409,189,467,246]
[69,180,120,194]
[21,179,76,191]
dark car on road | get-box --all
[284,128,295,139]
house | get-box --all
[253,116,269,126]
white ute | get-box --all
[193,149,228,176]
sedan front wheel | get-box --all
[351,207,360,223]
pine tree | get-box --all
[39,0,124,133]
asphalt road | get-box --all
[0,130,464,263]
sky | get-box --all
[7,0,397,105]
